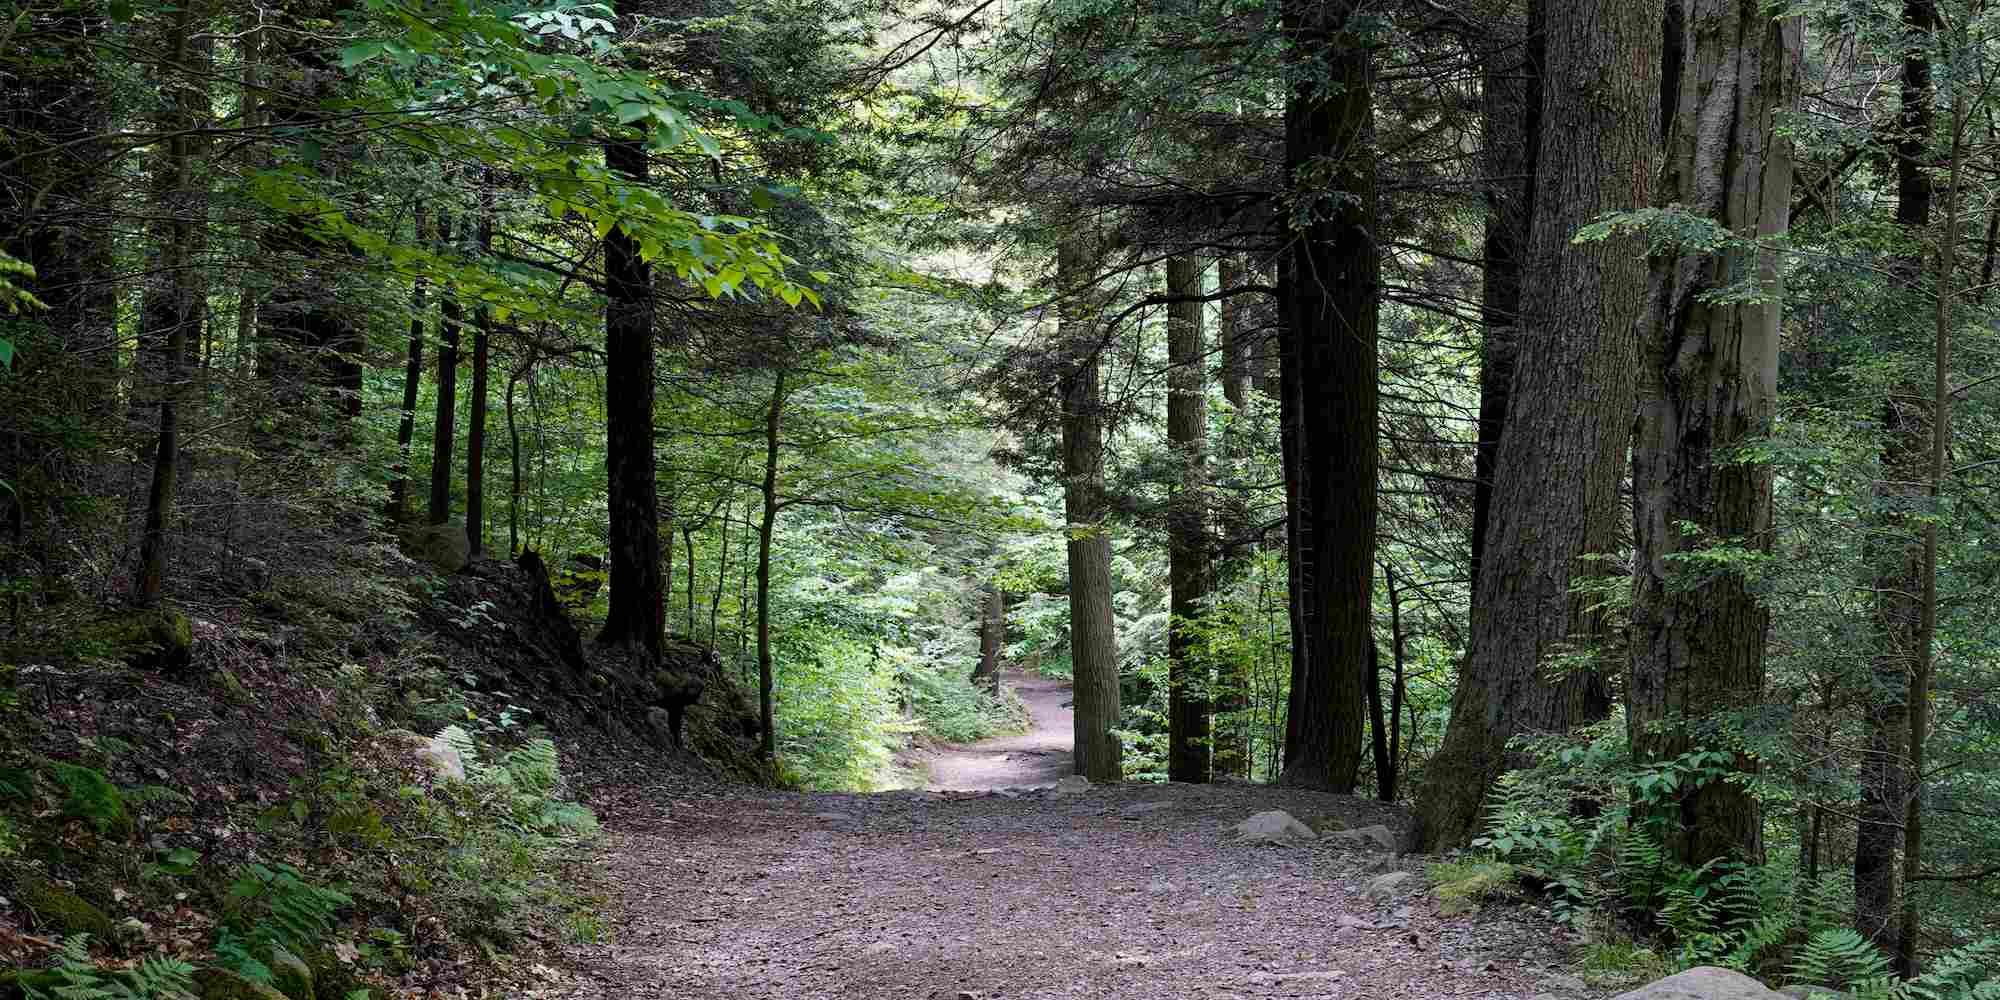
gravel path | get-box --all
[924,668,1075,790]
[563,690,1598,1000]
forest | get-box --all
[2,0,2000,995]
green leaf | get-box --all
[0,337,13,371]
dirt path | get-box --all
[923,668,1075,790]
[567,776,1595,1000]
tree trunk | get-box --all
[428,208,461,526]
[1898,77,1966,984]
[1628,0,1800,869]
[1412,0,1654,850]
[1057,239,1122,783]
[756,371,788,761]
[1471,10,1535,601]
[135,0,209,606]
[1166,254,1213,784]
[466,180,494,557]
[389,209,427,524]
[1386,562,1407,794]
[507,367,523,554]
[597,137,664,657]
[1858,0,1935,958]
[973,582,1005,693]
[1218,255,1250,409]
[1276,0,1378,793]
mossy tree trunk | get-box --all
[1058,238,1122,783]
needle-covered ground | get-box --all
[558,674,1601,1000]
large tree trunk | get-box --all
[1057,238,1122,783]
[427,208,461,527]
[1166,255,1213,783]
[1857,0,1934,957]
[1628,0,1800,869]
[597,136,665,657]
[1412,0,1655,850]
[1471,9,1535,600]
[135,0,210,606]
[1275,0,1379,793]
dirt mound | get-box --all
[426,554,770,785]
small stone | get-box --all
[811,811,854,822]
[1052,775,1091,795]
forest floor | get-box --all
[559,672,1601,1000]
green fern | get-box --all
[503,739,561,795]
[214,863,351,981]
[17,934,196,1000]
[1905,937,2000,1000]
[50,763,130,837]
[1789,928,1900,999]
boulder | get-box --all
[11,875,113,939]
[1366,871,1418,899]
[1326,824,1399,851]
[1052,775,1091,795]
[76,606,193,672]
[399,521,471,574]
[1611,968,1787,1000]
[194,968,290,1000]
[1235,810,1317,843]
[267,944,316,1000]
[383,729,465,782]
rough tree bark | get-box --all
[1057,238,1122,783]
[597,136,665,657]
[1857,0,1934,956]
[1276,0,1379,793]
[427,208,461,527]
[1413,0,1655,850]
[1628,0,1801,869]
[1166,254,1213,783]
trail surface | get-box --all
[565,675,1595,1000]
[924,668,1074,790]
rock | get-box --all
[113,916,151,948]
[812,811,855,823]
[1120,801,1175,816]
[76,606,194,673]
[11,875,114,939]
[398,521,471,574]
[1234,810,1317,843]
[194,968,290,1000]
[1546,973,1588,992]
[384,729,466,782]
[1325,824,1398,851]
[1366,871,1418,899]
[267,945,316,1000]
[1610,967,1788,1000]
[1053,775,1091,795]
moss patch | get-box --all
[1428,857,1517,916]
[11,874,114,939]
[73,607,194,673]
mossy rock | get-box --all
[74,606,194,673]
[12,874,114,939]
[193,968,290,1000]
[266,945,315,1000]
[301,948,365,1000]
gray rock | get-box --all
[1121,801,1176,815]
[811,811,854,822]
[399,521,471,574]
[418,732,467,781]
[1325,823,1398,851]
[1053,775,1092,795]
[1366,871,1418,899]
[1611,968,1787,1000]
[1545,973,1587,992]
[1235,809,1317,843]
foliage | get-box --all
[212,864,352,983]
[18,935,196,1000]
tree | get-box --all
[597,134,665,658]
[1414,0,1658,849]
[428,206,462,528]
[1057,237,1122,783]
[1275,0,1380,793]
[1627,0,1802,869]
[1166,254,1212,783]
[973,581,1004,694]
